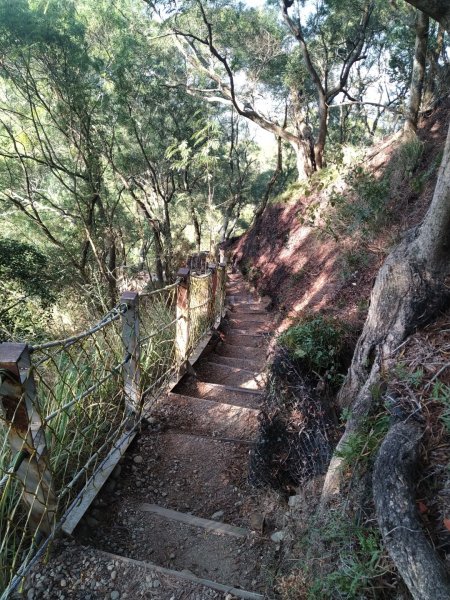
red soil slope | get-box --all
[230,96,450,334]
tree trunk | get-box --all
[292,138,315,181]
[252,137,282,224]
[162,200,173,280]
[322,116,450,502]
[404,0,450,32]
[404,11,429,134]
[220,199,236,243]
[373,420,450,599]
[315,95,328,169]
[152,226,165,285]
[188,196,202,253]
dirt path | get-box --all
[24,273,276,600]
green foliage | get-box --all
[393,363,424,388]
[279,315,346,384]
[299,166,390,241]
[308,524,384,599]
[282,510,388,600]
[432,380,450,435]
[0,239,55,304]
[393,137,424,176]
[0,239,56,341]
[338,248,371,282]
[335,410,390,471]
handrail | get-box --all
[0,258,227,596]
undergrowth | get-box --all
[297,137,425,245]
[279,510,391,600]
[279,314,350,388]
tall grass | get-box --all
[0,275,220,593]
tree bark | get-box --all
[152,226,165,284]
[373,420,450,600]
[404,0,450,32]
[404,11,429,134]
[315,95,328,169]
[188,196,202,253]
[252,136,283,224]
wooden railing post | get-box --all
[175,267,190,366]
[208,262,218,325]
[0,343,56,536]
[120,291,141,416]
[217,262,227,316]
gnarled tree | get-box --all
[322,3,450,597]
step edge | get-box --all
[186,381,265,395]
[208,355,263,368]
[167,392,260,414]
[199,361,264,376]
[138,503,249,538]
[95,550,265,600]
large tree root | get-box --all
[373,420,450,600]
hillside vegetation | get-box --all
[232,98,450,598]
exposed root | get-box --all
[373,419,450,600]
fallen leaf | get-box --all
[417,501,428,514]
[443,518,450,532]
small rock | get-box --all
[111,591,120,600]
[111,570,117,581]
[288,495,302,508]
[152,580,161,588]
[210,510,224,520]
[169,553,176,560]
[270,530,285,543]
[27,588,35,600]
[249,512,265,531]
[133,455,144,464]
[60,580,66,588]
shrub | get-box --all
[279,315,347,385]
[0,239,56,341]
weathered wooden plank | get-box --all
[62,428,137,534]
[139,503,249,538]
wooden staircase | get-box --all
[23,273,274,600]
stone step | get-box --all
[195,362,264,390]
[154,393,259,440]
[227,297,268,307]
[78,502,268,592]
[228,310,271,321]
[215,342,267,361]
[225,333,268,348]
[172,378,263,409]
[228,317,273,331]
[25,540,265,600]
[230,307,269,315]
[85,432,252,525]
[206,353,263,371]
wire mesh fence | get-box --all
[139,284,179,407]
[189,273,213,353]
[0,259,226,596]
